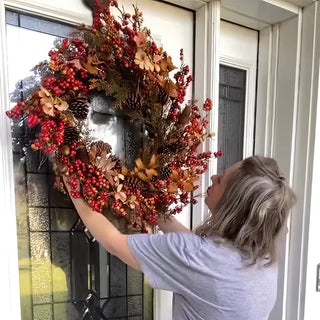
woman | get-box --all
[64,156,296,320]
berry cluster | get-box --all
[204,98,213,111]
[32,120,65,154]
[6,101,24,119]
[43,67,88,96]
[174,49,194,104]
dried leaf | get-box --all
[182,182,194,192]
[162,79,178,98]
[69,58,85,70]
[178,105,192,126]
[114,191,127,202]
[145,168,158,179]
[166,56,177,72]
[137,172,149,182]
[135,158,144,170]
[168,182,178,193]
[82,55,100,75]
[96,155,120,185]
[122,166,130,176]
[42,102,55,117]
[54,99,69,111]
[148,154,159,168]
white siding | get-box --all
[256,2,320,319]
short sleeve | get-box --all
[128,232,198,293]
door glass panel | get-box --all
[218,64,246,174]
[6,10,151,320]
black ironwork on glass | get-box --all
[218,65,246,174]
[7,10,149,320]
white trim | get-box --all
[305,5,320,316]
[287,3,320,319]
[0,1,21,319]
[283,8,302,320]
[289,8,302,188]
[290,8,303,317]
[255,25,280,159]
[3,0,91,25]
[155,0,209,10]
[255,26,273,157]
[303,2,320,320]
[192,1,220,229]
[191,3,209,229]
[262,0,300,14]
[208,0,221,179]
[220,6,270,30]
[270,25,280,158]
[264,26,273,156]
[153,289,173,320]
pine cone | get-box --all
[61,90,76,103]
[64,126,79,146]
[158,145,170,155]
[89,141,112,161]
[123,93,143,111]
[70,96,89,120]
[76,143,89,163]
[160,166,172,179]
[158,140,186,156]
[168,140,186,153]
[123,176,147,193]
[158,89,169,105]
[110,155,122,171]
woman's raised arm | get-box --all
[63,176,142,271]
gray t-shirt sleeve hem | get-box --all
[128,235,158,288]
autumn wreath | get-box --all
[6,0,221,232]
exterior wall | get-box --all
[305,64,320,319]
[256,2,320,319]
[299,4,320,319]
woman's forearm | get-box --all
[70,195,120,252]
[63,177,141,270]
[157,215,191,233]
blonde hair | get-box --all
[195,156,296,266]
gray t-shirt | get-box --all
[128,232,278,320]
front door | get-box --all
[5,1,194,320]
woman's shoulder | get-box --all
[162,232,230,259]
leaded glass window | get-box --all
[6,10,152,320]
[218,65,246,173]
